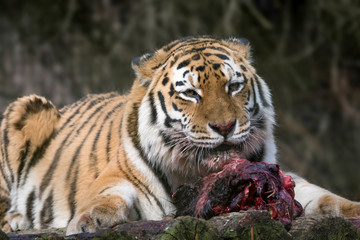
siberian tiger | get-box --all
[0,36,359,235]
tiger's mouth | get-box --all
[196,142,245,171]
[210,142,242,153]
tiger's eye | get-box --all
[228,82,241,93]
[184,89,198,97]
[182,89,201,101]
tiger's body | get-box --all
[0,36,359,235]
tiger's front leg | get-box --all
[290,174,360,217]
[66,173,138,235]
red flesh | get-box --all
[173,159,303,229]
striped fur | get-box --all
[0,37,359,234]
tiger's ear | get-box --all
[131,50,168,87]
[224,38,252,61]
[131,53,155,86]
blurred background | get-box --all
[0,0,359,200]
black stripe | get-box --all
[75,98,115,135]
[163,37,205,52]
[159,131,173,147]
[26,189,36,228]
[253,103,260,116]
[59,95,87,115]
[240,65,247,72]
[116,117,151,203]
[158,91,172,128]
[169,59,177,68]
[242,74,248,84]
[207,46,232,56]
[89,151,100,179]
[177,59,190,70]
[134,203,142,220]
[90,103,123,178]
[171,40,227,57]
[162,38,209,54]
[224,62,234,72]
[68,164,79,222]
[195,66,206,72]
[172,102,182,112]
[127,102,170,215]
[40,95,117,194]
[115,152,151,203]
[66,112,104,182]
[168,84,175,97]
[162,77,169,86]
[0,164,10,193]
[176,45,231,60]
[175,81,185,86]
[153,39,233,71]
[182,70,189,78]
[54,98,90,137]
[249,77,258,114]
[2,105,15,184]
[247,90,251,102]
[191,53,200,60]
[148,92,157,125]
[158,92,181,127]
[17,140,30,187]
[55,93,117,138]
[65,97,117,153]
[40,190,54,228]
[14,98,55,131]
[212,64,220,70]
[39,131,73,195]
[22,134,54,186]
[106,120,113,163]
[254,76,270,107]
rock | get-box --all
[208,211,291,240]
[0,229,8,240]
[155,216,220,240]
[347,218,360,229]
[4,211,360,239]
[289,215,360,240]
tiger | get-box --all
[0,36,359,235]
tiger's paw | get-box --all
[7,212,30,231]
[66,196,130,235]
[317,194,360,217]
[1,215,11,233]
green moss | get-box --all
[290,216,360,240]
[91,230,136,240]
[209,211,291,240]
[0,230,8,240]
[155,216,220,240]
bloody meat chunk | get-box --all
[173,159,303,228]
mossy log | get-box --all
[3,211,360,240]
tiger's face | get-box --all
[134,37,275,181]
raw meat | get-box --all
[173,159,303,228]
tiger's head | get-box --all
[131,36,276,186]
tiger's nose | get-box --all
[209,120,236,137]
